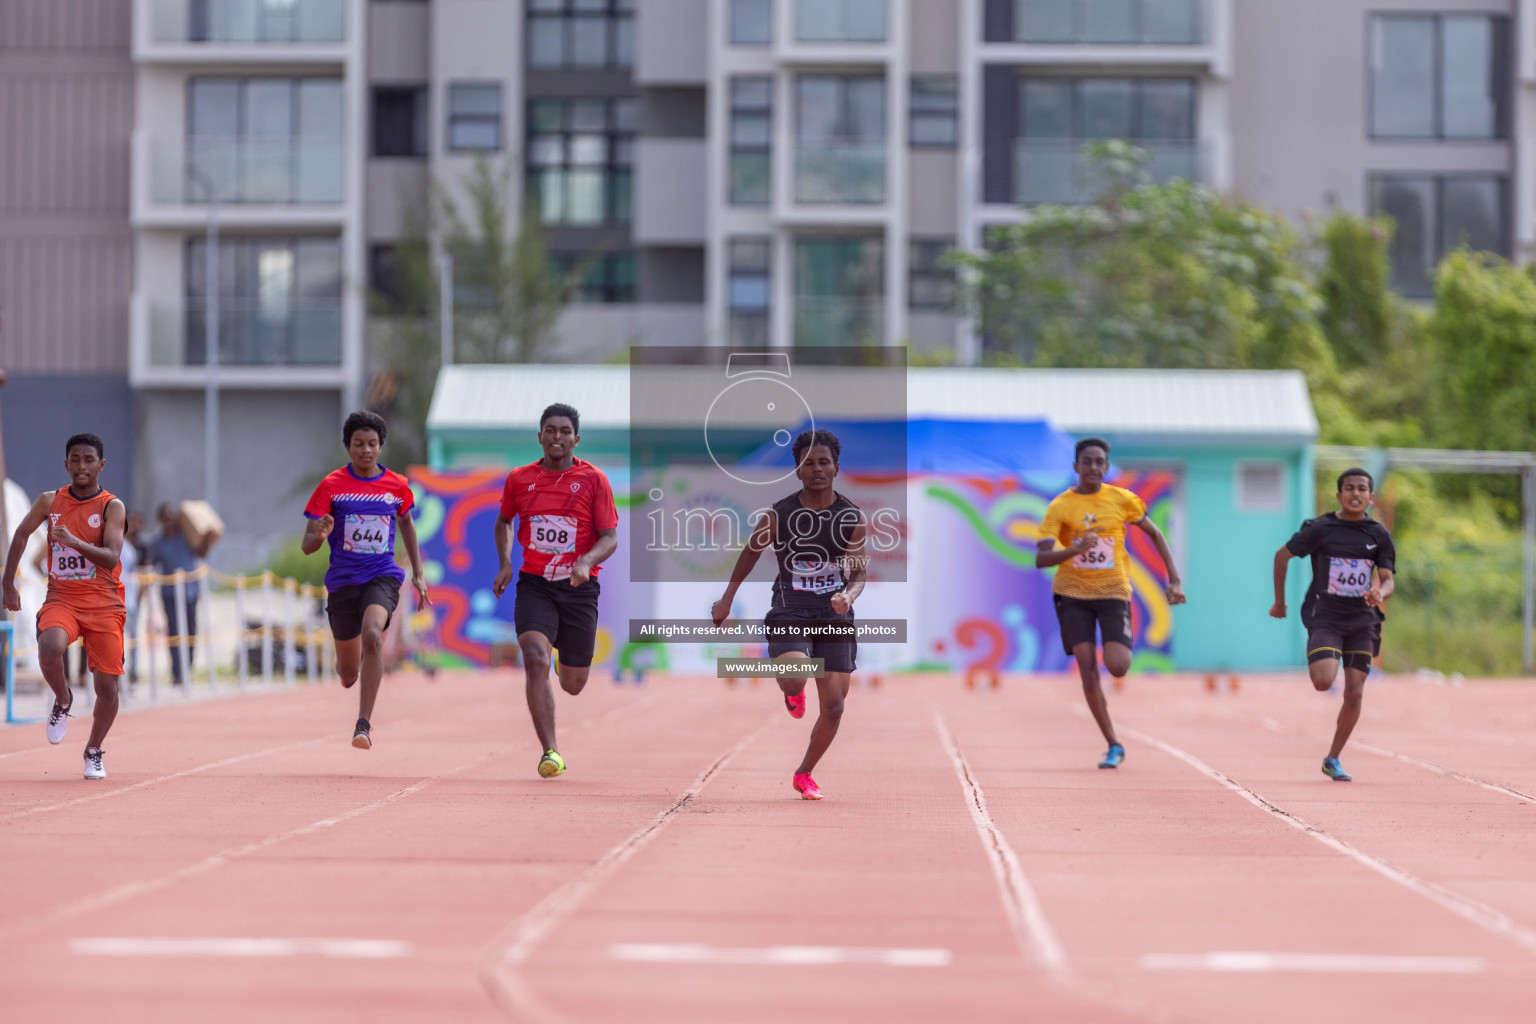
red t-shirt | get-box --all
[499,458,618,580]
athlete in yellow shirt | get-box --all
[1037,438,1185,768]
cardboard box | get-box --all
[178,500,225,558]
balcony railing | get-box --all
[151,0,346,44]
[794,297,884,347]
[794,143,886,204]
[1016,0,1206,45]
[1015,139,1205,205]
[795,0,887,42]
[150,299,342,367]
[150,137,345,205]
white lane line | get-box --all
[933,713,1067,975]
[609,943,951,967]
[479,714,776,1021]
[1353,742,1536,807]
[1123,725,1536,959]
[72,937,412,959]
[1142,952,1484,974]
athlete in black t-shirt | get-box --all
[712,429,866,801]
[1270,467,1396,782]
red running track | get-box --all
[2,670,1536,1022]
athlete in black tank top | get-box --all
[711,429,867,800]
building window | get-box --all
[447,82,502,151]
[795,0,885,42]
[1369,14,1509,140]
[185,236,342,365]
[552,251,636,304]
[795,236,883,346]
[910,76,958,148]
[728,238,772,345]
[529,97,637,224]
[731,0,772,44]
[178,0,346,44]
[1235,461,1285,513]
[528,0,635,70]
[796,75,886,204]
[369,243,427,315]
[729,77,773,206]
[908,239,954,310]
[1016,0,1204,45]
[372,85,428,157]
[1371,174,1506,298]
[187,77,344,203]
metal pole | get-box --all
[234,577,248,690]
[261,572,274,686]
[204,190,220,512]
[283,580,296,686]
[203,578,217,691]
[1524,468,1534,675]
[439,252,453,367]
[174,573,191,696]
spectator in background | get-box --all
[148,504,202,686]
[121,512,143,683]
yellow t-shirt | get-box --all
[1038,484,1148,601]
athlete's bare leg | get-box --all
[520,630,557,751]
[1074,641,1121,747]
[1308,658,1340,690]
[354,604,391,722]
[776,653,810,699]
[86,672,119,749]
[794,670,850,776]
[1326,667,1369,760]
[36,627,73,707]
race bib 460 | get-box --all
[1327,557,1374,598]
[343,513,393,555]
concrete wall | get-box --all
[0,375,136,507]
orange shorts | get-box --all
[37,602,125,677]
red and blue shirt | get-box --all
[305,465,415,590]
[499,458,618,581]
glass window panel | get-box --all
[1373,176,1435,298]
[245,81,293,139]
[1139,79,1194,139]
[732,111,772,146]
[1021,79,1073,138]
[256,246,295,322]
[730,275,771,310]
[732,77,773,109]
[537,169,567,223]
[1144,0,1201,44]
[190,79,240,137]
[1083,0,1136,44]
[846,77,886,141]
[570,16,608,66]
[611,169,632,222]
[1442,16,1498,139]
[1081,79,1134,138]
[1371,16,1435,137]
[294,239,342,297]
[529,0,563,11]
[568,169,606,223]
[569,135,608,164]
[613,15,634,67]
[612,98,639,131]
[845,0,886,41]
[731,0,772,44]
[450,120,500,150]
[911,113,957,146]
[1017,0,1074,43]
[530,135,566,166]
[450,83,502,117]
[911,76,957,112]
[528,17,566,67]
[298,80,343,139]
[571,98,607,131]
[730,238,772,271]
[1441,176,1503,255]
[574,0,606,10]
[730,152,771,204]
[796,0,837,41]
[612,136,634,165]
[531,99,567,132]
[797,77,841,142]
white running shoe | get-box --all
[83,747,106,780]
[46,696,72,745]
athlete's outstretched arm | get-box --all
[396,512,431,607]
[1,493,53,611]
[710,511,775,627]
[1035,532,1097,569]
[492,514,517,598]
[301,514,333,555]
[52,497,125,572]
[829,517,867,615]
[1269,544,1293,618]
[1131,515,1185,605]
[1366,567,1394,611]
[568,528,618,587]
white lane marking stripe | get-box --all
[1124,725,1536,959]
[1354,742,1536,806]
[609,944,951,967]
[934,713,1067,975]
[1142,952,1484,974]
[479,715,776,1021]
[73,937,412,959]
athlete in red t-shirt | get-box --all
[492,403,618,779]
[2,433,127,779]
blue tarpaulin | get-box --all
[740,418,1079,476]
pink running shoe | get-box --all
[793,773,823,800]
[784,692,807,719]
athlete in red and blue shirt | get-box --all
[493,402,618,779]
[304,411,430,750]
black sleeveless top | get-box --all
[769,490,861,611]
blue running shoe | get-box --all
[1322,757,1352,781]
[1098,744,1125,769]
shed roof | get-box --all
[427,365,1317,443]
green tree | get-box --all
[1431,250,1536,455]
[368,157,594,465]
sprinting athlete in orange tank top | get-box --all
[2,433,127,780]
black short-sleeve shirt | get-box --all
[1286,512,1396,626]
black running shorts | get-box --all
[1307,618,1381,671]
[764,606,857,675]
[1053,595,1134,655]
[514,571,601,668]
[327,575,402,642]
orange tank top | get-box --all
[45,487,124,611]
